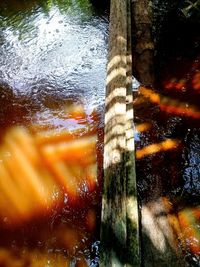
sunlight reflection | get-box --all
[136,139,180,159]
[0,104,98,226]
[192,71,200,91]
[139,86,200,119]
[143,198,200,258]
[142,198,184,255]
[178,207,200,255]
[163,78,186,91]
[127,196,139,226]
[142,205,166,253]
[0,3,107,101]
[117,35,126,44]
[135,122,152,133]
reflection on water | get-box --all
[0,0,108,266]
[0,103,102,267]
[135,58,200,264]
[0,0,108,109]
[134,5,200,265]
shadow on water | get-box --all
[134,3,200,266]
[101,155,186,266]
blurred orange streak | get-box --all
[163,78,186,91]
[139,86,200,119]
[139,87,160,104]
[136,139,179,159]
[41,136,97,164]
[135,122,152,133]
[0,103,99,226]
[35,127,96,145]
[192,72,200,91]
[163,78,177,90]
[133,95,146,106]
[174,79,186,90]
[85,164,97,191]
[192,206,200,219]
[65,103,86,120]
[162,197,200,255]
[178,209,200,255]
[161,197,173,212]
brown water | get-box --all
[0,0,108,266]
[134,6,200,266]
[1,0,200,266]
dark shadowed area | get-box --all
[134,2,200,266]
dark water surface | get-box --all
[134,4,200,266]
[0,0,108,266]
[1,0,200,266]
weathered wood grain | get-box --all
[100,0,140,266]
[126,0,140,266]
[131,0,155,86]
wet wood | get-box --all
[131,0,155,86]
[100,0,140,266]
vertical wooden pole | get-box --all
[100,0,140,266]
[131,0,155,87]
[126,0,140,266]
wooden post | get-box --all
[131,0,155,87]
[100,0,140,266]
[126,0,140,266]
